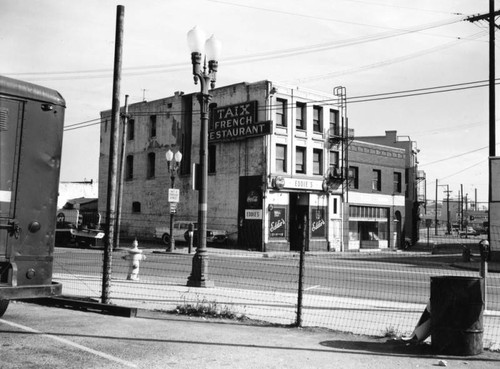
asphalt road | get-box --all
[52,246,500,311]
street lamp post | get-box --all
[186,26,221,287]
[166,149,182,252]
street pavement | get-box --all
[52,245,500,346]
[1,301,499,369]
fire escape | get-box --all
[323,86,354,197]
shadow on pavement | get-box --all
[319,339,500,361]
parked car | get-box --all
[459,226,479,238]
[154,220,228,246]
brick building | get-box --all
[347,140,406,250]
[99,81,419,252]
[355,131,424,245]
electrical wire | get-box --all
[64,77,497,131]
[8,15,464,81]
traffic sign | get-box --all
[170,202,177,214]
[168,188,180,202]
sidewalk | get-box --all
[3,301,500,369]
[53,268,500,348]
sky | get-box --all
[0,0,495,204]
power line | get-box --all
[7,16,463,82]
[64,77,496,131]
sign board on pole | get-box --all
[170,202,177,214]
[168,188,180,203]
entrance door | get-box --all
[238,176,263,251]
[289,193,309,251]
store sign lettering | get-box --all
[283,178,323,191]
[209,101,272,142]
[311,219,325,233]
[270,218,285,233]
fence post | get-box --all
[296,213,307,327]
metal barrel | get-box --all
[430,276,484,356]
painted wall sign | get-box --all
[209,101,272,142]
[269,207,286,238]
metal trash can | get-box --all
[430,276,484,356]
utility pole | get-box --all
[466,2,499,251]
[102,5,124,304]
[435,179,438,236]
[461,184,464,230]
[114,94,129,250]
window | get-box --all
[296,147,306,173]
[348,166,359,189]
[296,102,306,130]
[208,145,216,174]
[394,172,402,193]
[147,152,155,179]
[276,98,287,127]
[313,106,322,132]
[372,169,381,191]
[276,144,287,172]
[132,201,141,213]
[149,115,157,138]
[127,119,135,140]
[329,151,339,172]
[329,110,339,136]
[313,149,323,175]
[126,155,134,180]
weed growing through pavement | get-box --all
[383,326,403,339]
[171,295,247,321]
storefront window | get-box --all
[359,221,387,241]
[349,221,359,241]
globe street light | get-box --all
[186,26,221,287]
[166,149,182,252]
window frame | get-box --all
[394,171,402,193]
[295,146,306,174]
[329,151,339,172]
[147,152,156,179]
[276,144,287,173]
[276,98,287,127]
[313,148,323,175]
[313,105,322,132]
[329,109,339,136]
[149,115,157,138]
[208,144,216,174]
[127,119,135,141]
[295,102,306,130]
[349,166,359,189]
[372,169,382,192]
[126,154,134,180]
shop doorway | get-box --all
[289,193,309,251]
[238,176,263,251]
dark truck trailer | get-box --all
[0,75,64,316]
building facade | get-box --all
[355,131,424,245]
[99,81,416,252]
[346,140,406,250]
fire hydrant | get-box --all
[122,239,146,280]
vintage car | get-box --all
[154,220,228,246]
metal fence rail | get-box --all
[52,225,500,346]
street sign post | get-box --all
[168,188,180,203]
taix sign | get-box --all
[209,100,272,142]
